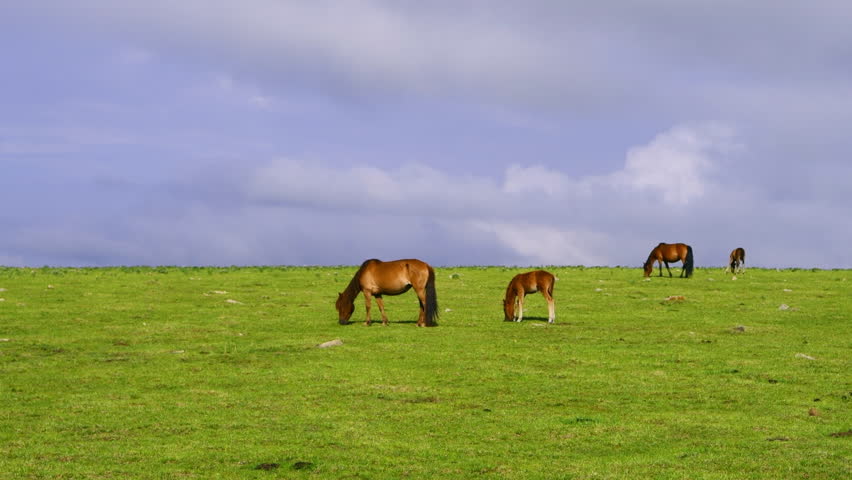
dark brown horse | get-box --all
[336,259,438,327]
[503,270,556,323]
[725,247,745,274]
[643,243,694,278]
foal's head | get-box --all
[503,297,515,322]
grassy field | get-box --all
[0,265,850,479]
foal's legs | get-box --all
[542,289,555,324]
[515,292,525,322]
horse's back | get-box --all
[512,270,554,292]
[362,258,431,290]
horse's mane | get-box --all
[504,276,518,303]
[643,247,659,268]
[339,259,378,304]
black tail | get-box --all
[684,245,694,278]
[424,266,439,327]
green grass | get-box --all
[1,266,850,479]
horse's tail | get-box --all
[424,266,439,327]
[684,245,694,278]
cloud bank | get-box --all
[2,2,851,268]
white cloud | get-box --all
[471,221,612,266]
[239,124,739,265]
[610,124,739,205]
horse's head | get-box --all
[336,292,354,324]
[503,298,514,322]
[642,260,653,278]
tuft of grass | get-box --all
[0,266,849,479]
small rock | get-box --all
[783,288,792,292]
[733,325,746,332]
[225,299,242,304]
[665,295,685,302]
[317,339,343,348]
[778,304,790,310]
[0,287,6,292]
[0,338,10,342]
[795,353,816,360]
[731,275,737,280]
[444,308,452,312]
[213,290,228,294]
[808,407,820,417]
[594,288,603,292]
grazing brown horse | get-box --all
[503,270,556,323]
[725,247,745,274]
[336,259,438,327]
[643,242,694,278]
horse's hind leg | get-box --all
[375,295,389,326]
[414,286,427,327]
[542,289,555,324]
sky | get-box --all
[2,1,851,268]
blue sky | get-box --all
[2,1,851,268]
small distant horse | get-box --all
[725,247,746,274]
[336,259,438,327]
[643,242,694,278]
[503,270,556,323]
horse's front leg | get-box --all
[363,292,373,326]
[375,295,389,326]
[664,261,672,277]
[657,261,664,277]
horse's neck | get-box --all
[505,281,519,302]
[341,270,363,302]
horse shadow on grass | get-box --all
[338,319,422,326]
[504,315,553,323]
